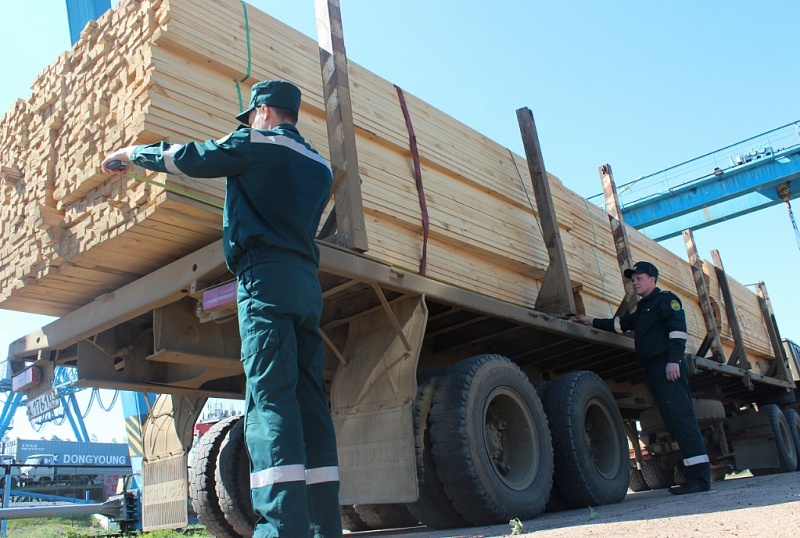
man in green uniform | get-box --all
[575,261,711,495]
[102,80,342,536]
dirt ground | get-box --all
[350,471,800,538]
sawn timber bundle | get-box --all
[0,0,777,369]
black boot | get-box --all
[669,461,710,495]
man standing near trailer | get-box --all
[102,80,342,537]
[575,261,711,495]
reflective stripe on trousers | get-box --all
[250,465,340,488]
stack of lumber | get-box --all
[0,0,776,366]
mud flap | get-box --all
[141,394,205,531]
[142,455,189,530]
[331,294,427,504]
[725,412,779,471]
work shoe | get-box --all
[668,483,710,495]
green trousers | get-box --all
[237,261,342,537]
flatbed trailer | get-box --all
[6,212,798,532]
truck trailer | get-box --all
[2,0,798,534]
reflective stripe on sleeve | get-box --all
[683,454,710,466]
[162,144,184,175]
[613,317,622,334]
[250,464,306,489]
[305,466,340,485]
[250,131,333,174]
[669,331,689,340]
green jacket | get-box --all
[130,124,332,275]
[593,287,688,369]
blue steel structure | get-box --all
[66,0,111,44]
[0,364,129,443]
[0,365,91,442]
[591,121,800,241]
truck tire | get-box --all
[405,370,469,529]
[639,398,725,432]
[353,504,418,530]
[628,461,650,492]
[189,415,243,538]
[544,486,572,513]
[543,371,629,507]
[750,404,798,475]
[641,458,675,489]
[532,380,553,400]
[340,505,369,532]
[783,408,800,464]
[428,354,553,525]
[216,418,258,537]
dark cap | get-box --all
[624,261,658,279]
[234,80,302,125]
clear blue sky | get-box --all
[2,1,799,441]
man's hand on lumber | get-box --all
[102,147,136,174]
[574,314,594,326]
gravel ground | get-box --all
[349,471,800,538]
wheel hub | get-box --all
[486,408,509,474]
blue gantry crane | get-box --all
[592,121,800,242]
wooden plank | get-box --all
[0,0,778,365]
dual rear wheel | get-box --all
[409,355,629,528]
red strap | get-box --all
[394,85,430,275]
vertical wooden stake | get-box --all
[755,282,792,381]
[684,229,726,363]
[516,108,575,315]
[599,164,638,316]
[710,250,751,370]
[315,0,369,252]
